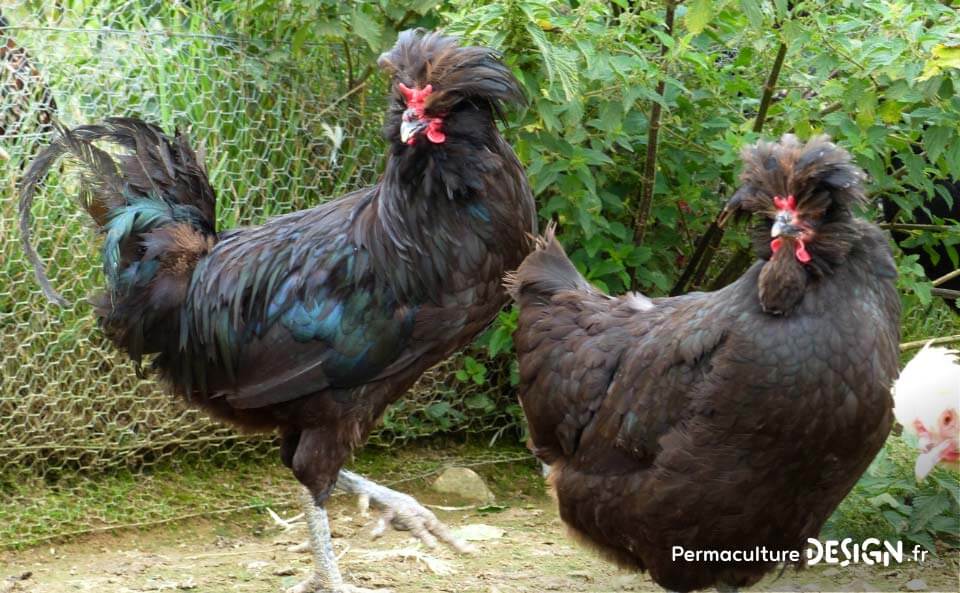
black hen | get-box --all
[20,30,534,592]
[508,136,900,592]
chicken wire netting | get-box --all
[0,3,520,548]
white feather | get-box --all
[893,343,960,434]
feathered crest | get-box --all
[378,29,525,118]
[726,134,867,220]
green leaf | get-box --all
[465,394,494,411]
[739,0,764,28]
[919,43,960,81]
[867,493,903,510]
[923,126,952,163]
[291,23,312,54]
[524,21,579,101]
[351,7,382,51]
[686,0,713,35]
[425,401,452,420]
[909,491,951,531]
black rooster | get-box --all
[508,136,900,592]
[20,31,534,593]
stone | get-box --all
[905,578,927,591]
[432,467,495,503]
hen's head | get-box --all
[377,30,524,148]
[723,135,868,272]
[894,344,960,481]
[724,135,869,314]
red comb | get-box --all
[397,83,434,111]
[773,195,797,211]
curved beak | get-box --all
[915,438,956,481]
[771,211,801,238]
[400,110,426,145]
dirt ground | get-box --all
[1,467,958,593]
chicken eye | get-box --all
[941,410,955,430]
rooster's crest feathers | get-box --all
[378,30,525,118]
[729,134,867,219]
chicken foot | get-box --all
[286,487,391,593]
[338,469,474,553]
[289,470,472,555]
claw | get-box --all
[357,493,371,518]
[268,507,305,530]
[288,540,312,553]
[336,470,475,554]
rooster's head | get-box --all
[377,30,525,148]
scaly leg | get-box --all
[286,487,391,593]
[337,469,474,553]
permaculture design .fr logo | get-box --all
[672,539,929,567]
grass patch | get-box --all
[0,436,535,549]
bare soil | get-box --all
[1,469,957,593]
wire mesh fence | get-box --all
[0,2,520,548]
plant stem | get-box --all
[631,0,675,254]
[879,222,958,232]
[670,220,724,296]
[932,269,960,287]
[672,29,790,294]
[931,287,959,300]
[753,42,787,133]
[900,334,960,351]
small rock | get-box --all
[245,560,269,571]
[432,467,495,503]
[905,578,927,591]
[273,567,297,577]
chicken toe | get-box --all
[337,469,474,554]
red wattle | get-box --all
[770,237,811,264]
[426,120,445,144]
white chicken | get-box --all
[893,344,960,481]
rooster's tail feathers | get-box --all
[19,117,217,306]
[505,222,591,306]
